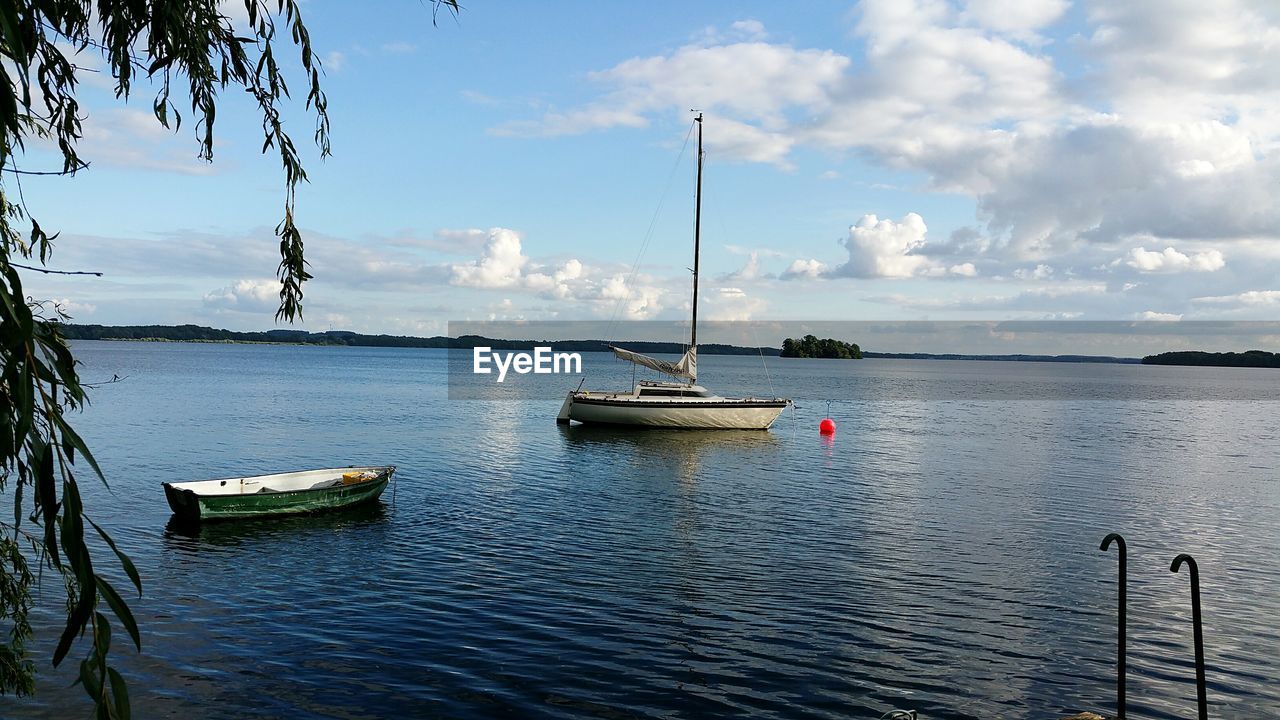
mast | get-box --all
[691,111,703,350]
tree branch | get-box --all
[2,162,90,176]
[9,263,102,276]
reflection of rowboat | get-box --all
[162,466,395,522]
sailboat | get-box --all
[556,113,790,430]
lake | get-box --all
[4,341,1278,719]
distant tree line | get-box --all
[780,335,862,359]
[1142,350,1280,368]
[864,352,1140,363]
[60,324,442,347]
[57,325,782,355]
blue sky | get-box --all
[17,0,1280,345]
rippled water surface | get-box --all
[5,342,1278,719]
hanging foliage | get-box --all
[0,1,458,715]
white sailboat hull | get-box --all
[554,116,791,431]
[561,392,787,430]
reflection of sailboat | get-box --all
[557,424,779,481]
[556,113,790,429]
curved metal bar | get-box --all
[1171,553,1208,720]
[1100,533,1127,719]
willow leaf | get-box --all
[95,577,140,652]
[87,517,141,595]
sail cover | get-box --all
[610,345,698,383]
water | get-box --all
[4,341,1278,719]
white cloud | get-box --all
[1124,246,1226,273]
[1194,290,1280,306]
[497,3,1280,290]
[705,116,796,168]
[706,286,767,320]
[962,0,1069,39]
[1087,0,1280,124]
[203,279,282,313]
[781,213,979,281]
[390,228,491,254]
[832,213,933,278]
[450,228,528,288]
[864,279,1110,315]
[1135,311,1183,321]
[729,19,768,42]
[76,109,216,175]
[780,258,827,280]
[444,229,679,318]
[216,0,251,30]
[323,51,345,72]
[598,274,664,319]
[722,251,762,281]
[1014,264,1054,280]
[499,34,849,145]
[524,258,584,300]
[50,298,97,316]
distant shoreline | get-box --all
[59,323,1156,364]
[1141,350,1280,368]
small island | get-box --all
[780,335,862,359]
[1142,350,1280,368]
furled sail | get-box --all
[610,345,698,382]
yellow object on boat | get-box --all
[342,471,373,485]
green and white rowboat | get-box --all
[162,466,395,522]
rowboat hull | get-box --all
[561,393,787,429]
[162,466,394,522]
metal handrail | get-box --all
[1100,533,1127,720]
[1170,553,1208,719]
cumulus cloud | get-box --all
[203,279,283,313]
[497,3,1280,299]
[524,258,584,300]
[598,274,664,319]
[781,212,979,281]
[780,258,827,280]
[450,228,528,288]
[832,213,932,278]
[1123,246,1226,273]
[443,228,676,318]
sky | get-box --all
[15,0,1280,351]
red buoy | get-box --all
[819,417,836,435]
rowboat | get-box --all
[162,466,395,522]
